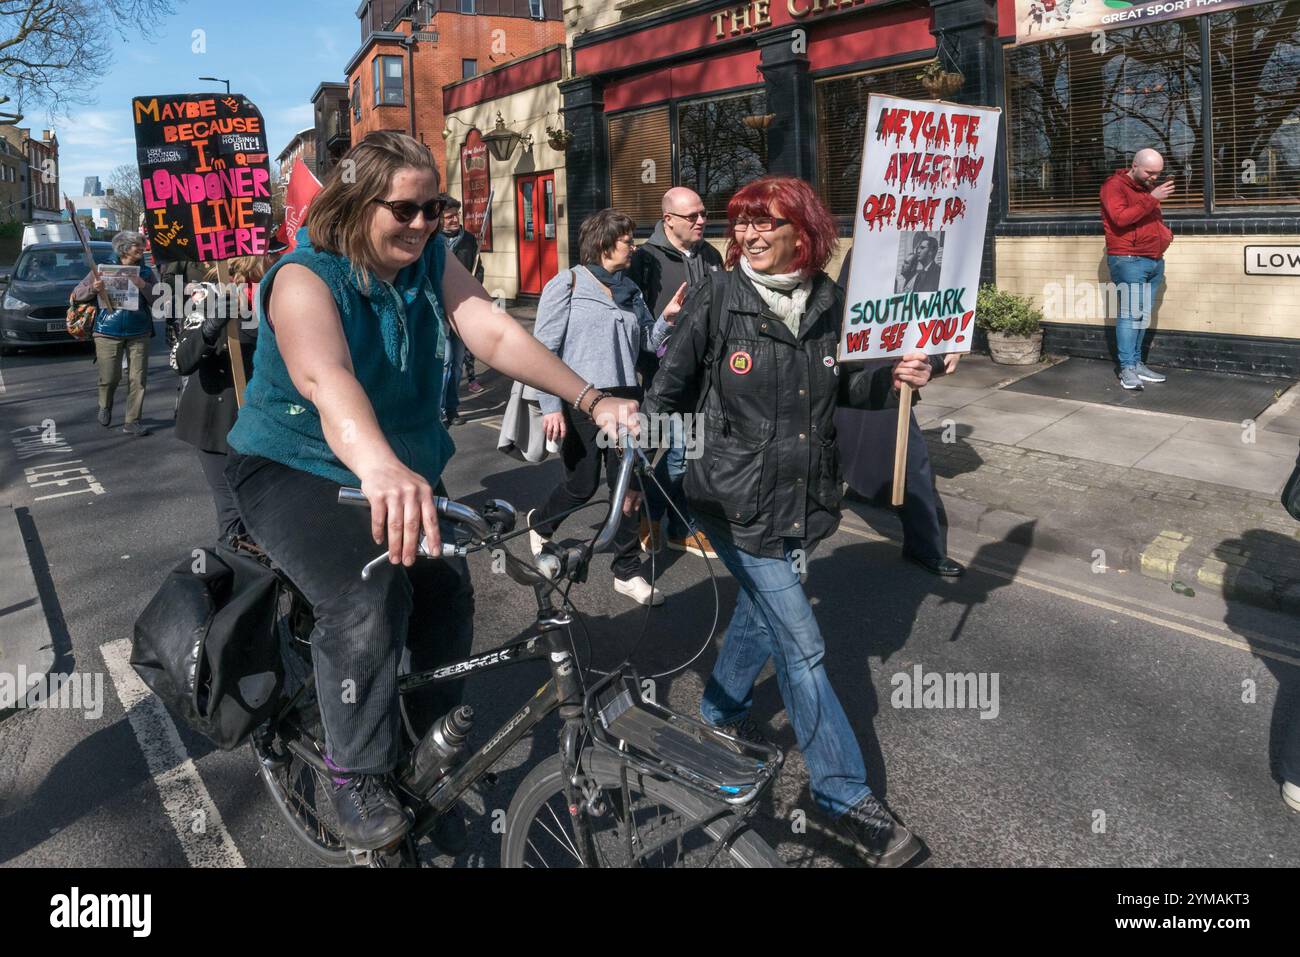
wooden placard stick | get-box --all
[891,383,913,506]
[216,259,247,408]
[63,195,111,311]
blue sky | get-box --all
[49,0,360,196]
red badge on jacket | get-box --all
[729,351,752,375]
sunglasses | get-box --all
[667,210,709,222]
[373,197,447,226]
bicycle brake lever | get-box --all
[359,537,464,580]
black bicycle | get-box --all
[249,436,785,868]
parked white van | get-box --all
[21,222,81,249]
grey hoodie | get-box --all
[627,220,724,318]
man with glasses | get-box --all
[628,187,724,557]
[1100,148,1175,391]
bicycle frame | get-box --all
[269,574,603,864]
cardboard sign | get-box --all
[460,128,492,252]
[840,95,1000,363]
[132,93,273,263]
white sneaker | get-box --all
[526,509,550,558]
[1284,780,1300,812]
[614,576,664,606]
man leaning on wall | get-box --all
[1099,148,1175,391]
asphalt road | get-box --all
[1,335,1297,868]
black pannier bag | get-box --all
[131,543,284,750]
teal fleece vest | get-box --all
[227,235,453,488]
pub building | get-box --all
[560,0,1300,377]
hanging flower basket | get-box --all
[917,60,965,99]
[741,113,776,130]
[545,125,572,151]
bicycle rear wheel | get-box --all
[501,749,783,868]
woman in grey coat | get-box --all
[528,209,683,606]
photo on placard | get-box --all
[894,230,944,294]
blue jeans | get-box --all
[645,413,691,538]
[442,334,466,418]
[698,521,872,817]
[1107,255,1164,369]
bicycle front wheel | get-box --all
[501,749,783,868]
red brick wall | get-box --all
[348,11,564,169]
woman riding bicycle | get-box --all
[224,131,636,855]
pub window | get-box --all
[529,0,544,17]
[815,63,930,217]
[676,90,768,216]
[1005,20,1205,213]
[460,0,475,13]
[1209,1,1300,206]
[463,59,477,78]
[608,105,674,227]
[352,79,361,121]
[373,55,404,106]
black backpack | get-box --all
[131,542,284,750]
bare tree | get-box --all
[0,0,176,115]
[104,162,142,231]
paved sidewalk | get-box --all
[887,355,1300,612]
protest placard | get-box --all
[132,93,273,263]
[840,95,1000,503]
[841,95,1000,365]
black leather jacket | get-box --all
[643,267,900,558]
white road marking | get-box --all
[100,638,246,868]
[0,364,6,395]
[834,522,1300,668]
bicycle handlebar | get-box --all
[592,432,638,554]
[337,430,640,579]
[337,488,492,542]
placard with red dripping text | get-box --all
[840,95,1000,363]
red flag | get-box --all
[273,157,322,253]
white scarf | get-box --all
[741,257,812,336]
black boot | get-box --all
[330,773,411,852]
[836,794,921,868]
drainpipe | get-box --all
[405,34,416,138]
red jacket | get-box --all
[1100,169,1173,258]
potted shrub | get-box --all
[976,284,1044,365]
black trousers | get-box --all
[834,407,949,561]
[195,448,243,540]
[226,453,474,773]
[534,386,643,580]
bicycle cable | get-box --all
[573,446,722,682]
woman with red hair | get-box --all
[644,176,932,867]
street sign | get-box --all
[1245,245,1300,277]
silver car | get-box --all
[0,241,115,355]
